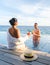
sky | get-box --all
[0,0,50,26]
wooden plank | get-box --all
[0,46,49,56]
[0,54,27,65]
[0,51,5,55]
[0,53,46,65]
[31,61,46,65]
[4,53,21,61]
[38,55,50,61]
[0,60,12,65]
[36,58,50,65]
[23,61,46,65]
[0,47,23,56]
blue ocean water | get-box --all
[0,26,50,53]
[0,26,50,34]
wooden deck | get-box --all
[0,46,50,65]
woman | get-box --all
[32,23,40,47]
[7,18,30,50]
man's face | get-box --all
[34,24,38,29]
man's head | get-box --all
[34,23,38,29]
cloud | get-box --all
[0,0,50,26]
[17,5,39,14]
[39,7,50,18]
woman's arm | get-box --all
[15,29,21,38]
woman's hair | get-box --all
[9,18,17,26]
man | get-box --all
[32,23,40,47]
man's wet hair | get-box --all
[34,23,38,25]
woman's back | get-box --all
[9,27,20,38]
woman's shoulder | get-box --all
[8,28,11,32]
[14,28,20,32]
[8,27,20,33]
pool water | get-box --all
[0,32,50,53]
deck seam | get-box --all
[0,59,14,65]
[36,57,50,65]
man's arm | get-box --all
[33,30,40,37]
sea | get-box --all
[0,26,50,53]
